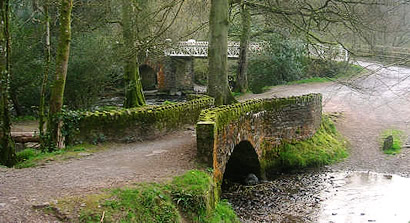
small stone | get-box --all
[78,152,92,157]
[361,213,366,216]
[80,203,86,207]
[332,213,337,216]
[383,175,392,179]
[244,173,259,185]
[32,202,50,209]
[368,220,376,222]
[383,135,393,151]
[0,203,6,208]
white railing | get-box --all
[165,39,349,61]
[307,44,350,62]
[164,39,265,58]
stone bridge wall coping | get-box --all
[196,93,322,184]
[64,95,214,145]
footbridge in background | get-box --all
[196,94,323,186]
[150,40,349,94]
[164,39,349,61]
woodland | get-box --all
[1,0,409,166]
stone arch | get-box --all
[139,64,157,90]
[222,141,261,185]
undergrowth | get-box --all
[380,129,406,155]
[50,170,239,223]
[262,115,348,172]
[14,144,105,169]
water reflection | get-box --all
[223,171,410,223]
[319,171,410,223]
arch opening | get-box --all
[222,141,261,188]
[139,65,157,90]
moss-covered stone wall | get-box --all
[196,94,322,184]
[65,95,214,145]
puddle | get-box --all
[319,171,410,223]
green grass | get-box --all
[380,129,406,155]
[12,115,38,122]
[14,144,106,169]
[50,170,239,223]
[254,63,365,94]
[287,77,331,85]
[231,90,252,98]
[208,200,238,223]
[262,115,348,172]
[162,100,177,105]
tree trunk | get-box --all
[121,0,145,108]
[39,0,51,149]
[0,0,16,167]
[10,91,23,116]
[208,0,236,105]
[234,0,250,94]
[47,0,73,150]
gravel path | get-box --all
[240,61,410,176]
[0,130,197,222]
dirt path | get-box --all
[0,130,197,222]
[240,61,410,176]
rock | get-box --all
[78,152,92,157]
[32,202,50,209]
[383,135,393,151]
[244,173,259,185]
[26,142,40,149]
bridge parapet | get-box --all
[164,40,265,58]
[196,94,322,184]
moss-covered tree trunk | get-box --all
[234,0,250,94]
[208,0,237,105]
[0,0,16,167]
[121,0,145,108]
[39,0,51,149]
[47,0,73,150]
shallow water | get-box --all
[223,171,410,223]
[319,171,410,223]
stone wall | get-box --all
[65,95,214,145]
[159,57,194,93]
[196,94,322,183]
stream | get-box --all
[222,170,410,223]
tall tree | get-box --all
[39,0,51,148]
[208,0,236,105]
[121,0,145,108]
[0,0,16,167]
[234,0,251,94]
[46,0,73,150]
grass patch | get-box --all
[14,144,106,169]
[50,170,239,223]
[288,77,331,85]
[231,90,252,98]
[253,63,365,94]
[262,115,348,173]
[12,115,38,122]
[380,129,406,155]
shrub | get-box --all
[248,35,306,93]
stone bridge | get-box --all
[196,94,322,185]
